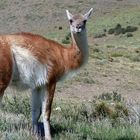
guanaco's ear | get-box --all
[84,8,93,20]
[66,10,73,20]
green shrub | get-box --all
[88,91,129,121]
[135,48,140,53]
[62,39,70,44]
[98,91,124,102]
[125,26,138,32]
[108,28,115,34]
[114,24,123,35]
[127,33,133,37]
[61,33,71,44]
[108,24,138,36]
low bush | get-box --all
[108,24,138,36]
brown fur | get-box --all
[0,32,83,90]
[0,37,13,94]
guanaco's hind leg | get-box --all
[0,77,11,107]
[0,90,4,107]
[41,82,56,140]
[0,86,4,108]
[0,41,13,107]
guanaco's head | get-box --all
[66,8,93,34]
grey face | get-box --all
[69,15,87,33]
[66,8,93,34]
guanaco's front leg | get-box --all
[41,82,56,140]
[31,87,42,136]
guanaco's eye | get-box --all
[83,20,87,24]
[69,19,73,24]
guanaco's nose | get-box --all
[76,25,81,29]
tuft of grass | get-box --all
[61,32,71,44]
[62,39,70,44]
[106,45,116,48]
[110,52,124,57]
[129,54,140,62]
[2,95,31,119]
[94,32,106,38]
[90,48,106,60]
[126,33,133,37]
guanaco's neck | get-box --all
[72,29,89,63]
[64,29,89,72]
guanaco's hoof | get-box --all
[32,122,45,138]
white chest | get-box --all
[11,45,48,89]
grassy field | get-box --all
[0,92,140,140]
[0,0,140,139]
[1,91,140,140]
